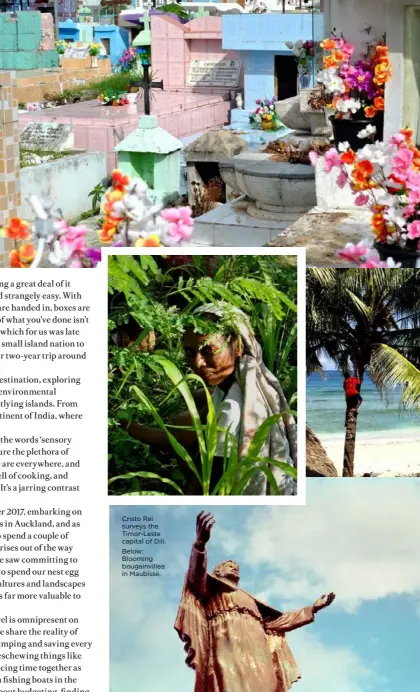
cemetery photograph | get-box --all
[107,253,300,497]
[1,1,420,268]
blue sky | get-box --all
[110,480,420,692]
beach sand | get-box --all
[318,429,420,477]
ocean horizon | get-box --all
[307,370,420,438]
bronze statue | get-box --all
[175,512,335,691]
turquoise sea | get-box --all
[307,370,420,438]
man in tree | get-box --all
[343,368,363,427]
[175,511,335,692]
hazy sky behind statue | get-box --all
[110,480,420,692]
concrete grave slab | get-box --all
[20,122,74,151]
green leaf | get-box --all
[108,471,184,494]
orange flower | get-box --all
[324,56,339,69]
[340,150,356,165]
[135,235,161,247]
[9,243,35,268]
[112,169,130,191]
[373,96,385,111]
[352,160,375,190]
[103,188,124,214]
[6,217,31,240]
[357,160,375,177]
[19,244,35,264]
[401,128,414,142]
[321,38,337,50]
[99,227,117,244]
[364,106,377,118]
[374,63,392,85]
[332,49,345,62]
[9,249,22,268]
[371,209,387,241]
[376,45,388,57]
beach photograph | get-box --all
[306,268,420,478]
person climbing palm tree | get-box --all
[343,368,363,427]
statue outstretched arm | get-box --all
[264,606,315,634]
[186,512,215,598]
[264,593,335,634]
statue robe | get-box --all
[174,543,315,692]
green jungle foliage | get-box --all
[108,255,298,496]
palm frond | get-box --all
[370,344,420,409]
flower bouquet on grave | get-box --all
[116,46,138,73]
[317,33,392,149]
[88,42,102,57]
[0,171,194,268]
[99,89,129,106]
[249,98,284,131]
[55,40,68,55]
[99,170,194,247]
[311,126,420,267]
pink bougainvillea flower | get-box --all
[336,169,348,189]
[324,148,342,172]
[336,38,355,59]
[354,193,370,206]
[407,169,420,192]
[407,220,420,240]
[308,150,318,167]
[392,147,414,180]
[336,240,372,263]
[389,132,405,146]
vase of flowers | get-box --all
[116,46,138,73]
[249,98,283,131]
[314,126,420,268]
[89,42,102,67]
[286,39,315,93]
[55,40,67,66]
[317,34,391,151]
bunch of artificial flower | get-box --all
[0,198,100,269]
[99,89,129,106]
[116,47,138,72]
[285,39,315,74]
[0,171,194,268]
[317,34,391,119]
[249,98,282,129]
[98,169,194,248]
[89,43,102,57]
[55,40,68,55]
[310,126,420,254]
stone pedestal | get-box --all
[114,115,183,203]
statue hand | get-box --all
[196,511,215,546]
[313,592,335,613]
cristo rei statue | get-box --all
[175,512,335,692]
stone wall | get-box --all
[16,61,111,103]
[0,12,58,71]
[0,71,21,269]
[20,151,107,222]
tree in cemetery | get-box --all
[306,268,420,477]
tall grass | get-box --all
[108,356,296,496]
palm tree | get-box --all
[306,268,420,477]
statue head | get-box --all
[212,560,240,586]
